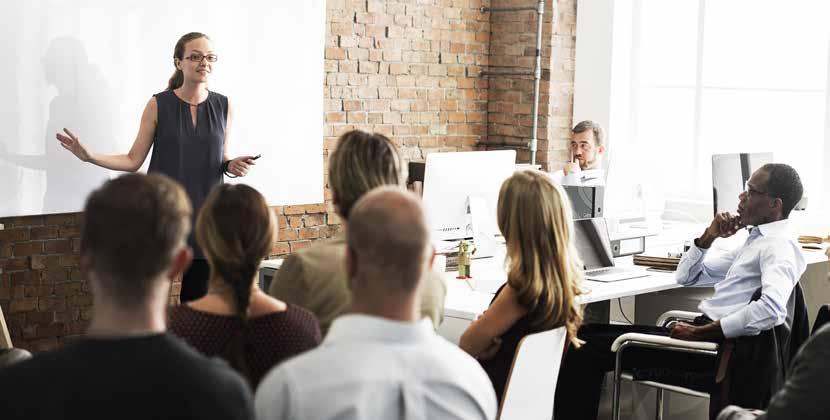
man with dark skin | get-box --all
[555,163,806,420]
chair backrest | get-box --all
[499,327,568,420]
[0,304,12,349]
[812,304,830,336]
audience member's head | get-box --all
[570,120,605,170]
[81,173,192,310]
[739,163,803,225]
[328,130,402,220]
[497,170,583,344]
[345,187,433,319]
[195,183,275,375]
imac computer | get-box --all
[422,150,516,242]
[712,152,772,215]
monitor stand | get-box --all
[468,195,499,259]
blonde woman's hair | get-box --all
[195,183,275,386]
[497,170,584,346]
[328,130,402,219]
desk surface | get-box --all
[443,260,681,320]
[443,221,830,321]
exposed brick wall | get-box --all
[481,0,576,170]
[0,0,577,353]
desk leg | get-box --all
[584,301,610,324]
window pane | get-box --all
[612,88,697,203]
[638,0,700,86]
[703,0,830,89]
[698,89,826,205]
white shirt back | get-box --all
[549,168,606,186]
[255,314,497,420]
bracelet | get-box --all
[222,160,238,178]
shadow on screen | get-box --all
[0,37,117,216]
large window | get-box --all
[581,0,830,217]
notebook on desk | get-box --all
[574,218,650,282]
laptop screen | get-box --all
[573,218,615,270]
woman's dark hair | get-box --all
[167,32,210,91]
[195,183,275,385]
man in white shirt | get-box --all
[256,187,497,420]
[671,163,806,342]
[555,163,806,419]
[549,120,606,186]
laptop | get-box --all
[574,218,649,282]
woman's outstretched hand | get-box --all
[56,128,91,162]
[226,155,257,177]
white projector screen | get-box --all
[0,0,325,217]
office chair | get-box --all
[611,284,808,420]
[499,327,568,420]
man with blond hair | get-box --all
[257,187,496,420]
[269,130,446,334]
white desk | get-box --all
[443,263,680,322]
[438,221,830,343]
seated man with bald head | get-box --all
[268,130,446,335]
[256,187,497,420]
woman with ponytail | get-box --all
[56,32,258,302]
[168,184,321,388]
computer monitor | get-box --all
[712,152,772,215]
[422,150,517,241]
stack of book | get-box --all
[633,254,681,271]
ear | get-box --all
[174,58,181,70]
[167,246,193,281]
[597,145,605,155]
[771,197,784,214]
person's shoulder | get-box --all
[288,238,346,272]
[166,335,251,395]
[209,90,228,100]
[270,304,322,339]
[259,344,326,389]
[425,333,491,380]
[422,334,497,407]
[153,89,174,99]
[548,169,565,182]
[0,344,83,391]
[805,324,830,350]
[283,304,322,325]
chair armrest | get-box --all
[611,332,719,353]
[656,310,704,327]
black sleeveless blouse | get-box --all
[148,90,227,258]
[479,283,547,402]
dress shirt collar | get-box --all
[324,314,433,346]
[753,218,793,239]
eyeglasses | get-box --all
[743,181,769,197]
[184,53,218,63]
[568,141,594,152]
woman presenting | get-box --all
[57,32,256,302]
